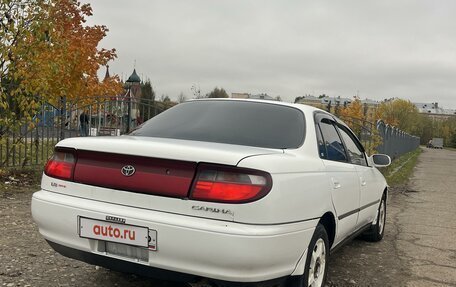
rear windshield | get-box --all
[130,101,305,149]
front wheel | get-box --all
[364,195,386,242]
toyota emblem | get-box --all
[121,165,136,177]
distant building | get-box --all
[296,95,352,106]
[319,96,352,107]
[295,95,322,106]
[414,102,456,119]
[295,95,379,108]
[231,93,276,101]
[361,98,380,107]
[125,69,142,126]
[231,93,250,99]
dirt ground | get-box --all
[328,148,456,287]
[1,148,455,287]
[0,188,191,287]
[0,182,411,287]
[325,185,409,286]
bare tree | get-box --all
[159,94,170,102]
[191,84,202,99]
[178,92,187,103]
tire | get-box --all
[364,194,386,242]
[288,223,329,287]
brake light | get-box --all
[190,164,272,203]
[44,149,76,181]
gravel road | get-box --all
[1,148,455,287]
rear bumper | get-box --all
[31,190,316,283]
[46,240,199,282]
[47,240,289,286]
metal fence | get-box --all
[1,104,421,168]
[339,116,421,158]
[340,116,420,159]
[375,120,420,159]
[0,96,170,168]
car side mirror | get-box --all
[370,154,391,167]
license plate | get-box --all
[79,217,156,249]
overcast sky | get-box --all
[85,1,456,108]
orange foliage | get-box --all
[13,0,122,107]
[338,97,382,155]
[339,97,363,120]
[377,99,420,133]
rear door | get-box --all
[315,114,360,243]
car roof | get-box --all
[188,98,326,114]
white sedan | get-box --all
[32,99,390,287]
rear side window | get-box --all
[130,101,305,149]
[318,119,348,162]
[336,126,367,166]
[315,124,327,159]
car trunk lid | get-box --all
[73,150,196,198]
[50,136,282,201]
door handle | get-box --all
[331,178,341,189]
[360,177,367,186]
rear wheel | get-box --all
[364,195,386,242]
[288,224,329,287]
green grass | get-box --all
[0,165,43,191]
[380,148,422,187]
[0,138,58,168]
[0,137,55,191]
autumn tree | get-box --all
[338,97,364,137]
[1,0,122,133]
[451,130,456,148]
[0,0,47,132]
[28,0,122,103]
[377,99,420,134]
[339,97,363,120]
[338,97,381,155]
[417,115,456,146]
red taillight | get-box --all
[190,164,272,203]
[44,149,76,180]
